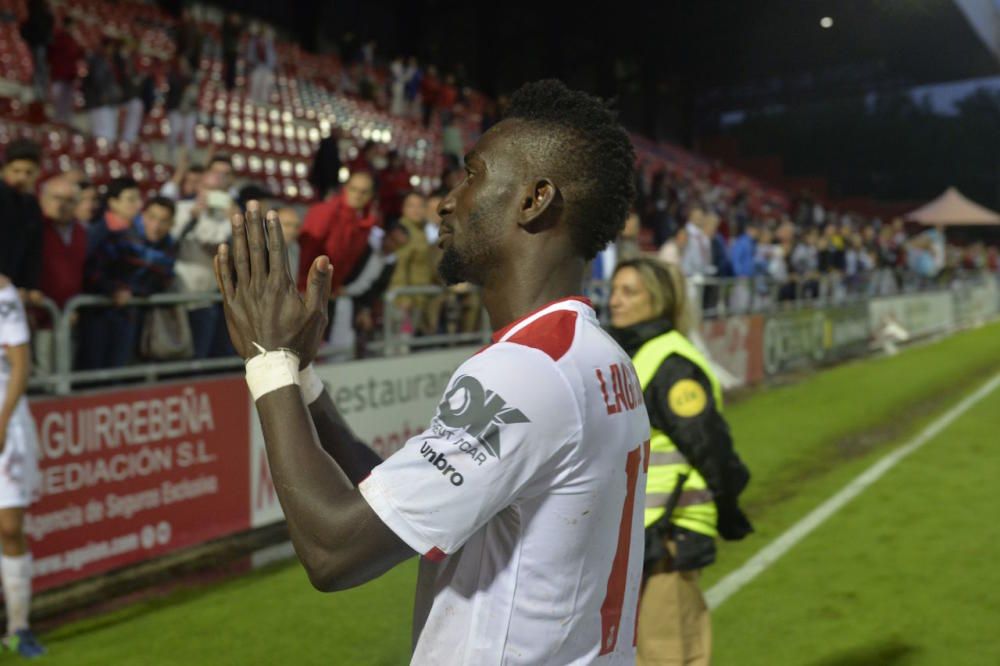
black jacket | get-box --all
[0,182,43,290]
[609,317,753,542]
[309,136,343,201]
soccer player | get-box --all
[0,275,44,658]
[214,79,649,664]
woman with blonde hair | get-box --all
[607,257,753,666]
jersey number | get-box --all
[598,440,648,655]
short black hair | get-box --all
[209,154,233,168]
[145,195,176,217]
[106,177,140,202]
[4,138,42,166]
[188,163,206,174]
[503,79,636,260]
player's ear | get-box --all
[519,179,562,232]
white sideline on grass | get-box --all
[705,371,1000,610]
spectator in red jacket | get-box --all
[297,171,379,295]
[33,175,85,372]
[377,150,412,221]
[48,16,82,126]
[38,175,86,309]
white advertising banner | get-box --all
[868,291,955,340]
[250,347,477,527]
[953,279,999,328]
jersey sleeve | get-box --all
[0,287,30,348]
[358,343,582,558]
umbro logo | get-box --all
[419,443,464,486]
[435,375,529,459]
[0,300,18,319]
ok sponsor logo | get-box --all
[420,442,464,486]
[434,375,529,460]
[0,299,20,320]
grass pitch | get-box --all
[27,321,1000,665]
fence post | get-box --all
[383,290,396,357]
[54,297,78,395]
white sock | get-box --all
[1,554,32,634]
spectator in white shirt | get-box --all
[682,207,712,278]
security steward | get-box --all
[607,257,753,666]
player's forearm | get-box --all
[306,389,382,485]
[256,387,380,590]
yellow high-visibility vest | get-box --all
[632,330,722,537]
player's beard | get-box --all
[438,245,470,285]
[437,204,497,286]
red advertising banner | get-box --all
[699,315,765,387]
[26,377,251,592]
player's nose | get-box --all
[438,193,456,220]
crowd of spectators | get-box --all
[1,0,998,384]
[0,130,478,375]
[633,164,1000,312]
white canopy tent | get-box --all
[904,187,1000,226]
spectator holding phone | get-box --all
[171,171,236,358]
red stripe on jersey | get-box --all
[490,296,591,343]
[599,444,642,655]
[424,547,447,562]
[504,310,578,362]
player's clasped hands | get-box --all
[212,200,332,368]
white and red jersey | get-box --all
[359,297,651,665]
[0,282,40,509]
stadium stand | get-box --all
[0,0,997,390]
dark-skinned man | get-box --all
[214,80,648,665]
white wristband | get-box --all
[245,349,301,402]
[300,364,325,405]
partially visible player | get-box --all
[215,79,649,664]
[0,275,44,658]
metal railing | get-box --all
[23,269,999,395]
[35,292,355,395]
[379,286,492,356]
[27,287,492,395]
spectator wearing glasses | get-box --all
[38,175,86,311]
